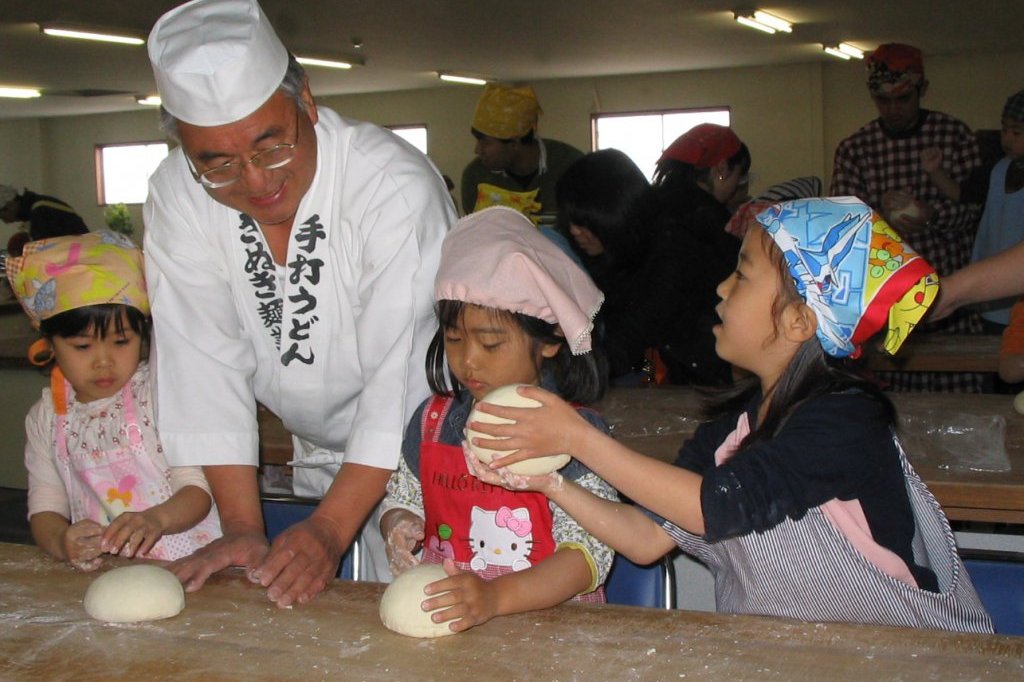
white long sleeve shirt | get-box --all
[144,107,454,493]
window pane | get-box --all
[593,109,730,180]
[98,143,169,204]
[390,126,428,155]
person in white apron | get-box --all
[143,0,454,605]
[467,197,993,632]
[8,231,221,572]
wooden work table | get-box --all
[2,542,1021,681]
[260,386,1024,524]
[861,334,1002,374]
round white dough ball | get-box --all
[1014,391,1024,416]
[379,563,455,638]
[464,384,571,476]
[84,564,185,623]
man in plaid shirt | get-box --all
[831,43,983,392]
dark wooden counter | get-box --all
[1,542,1021,681]
[862,334,1002,373]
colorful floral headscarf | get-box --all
[6,230,149,329]
[755,197,938,358]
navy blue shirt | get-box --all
[673,390,938,591]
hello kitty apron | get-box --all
[420,395,556,579]
[54,380,220,561]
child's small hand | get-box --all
[102,511,164,558]
[380,509,425,577]
[920,147,943,174]
[462,442,564,495]
[421,558,499,632]
[64,520,104,571]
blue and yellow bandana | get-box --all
[755,197,938,358]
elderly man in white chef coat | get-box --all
[143,0,454,607]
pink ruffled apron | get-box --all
[54,380,219,561]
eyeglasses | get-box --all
[186,107,301,189]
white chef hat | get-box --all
[148,0,289,126]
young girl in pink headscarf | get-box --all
[7,231,220,571]
[379,206,616,633]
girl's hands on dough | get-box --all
[421,558,498,632]
[102,510,164,558]
[468,385,589,469]
[462,442,564,495]
[64,520,104,571]
[381,509,425,576]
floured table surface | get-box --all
[2,543,1022,681]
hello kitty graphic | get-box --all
[468,505,535,572]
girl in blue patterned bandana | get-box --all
[467,197,994,632]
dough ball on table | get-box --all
[1014,390,1024,415]
[464,384,571,476]
[84,564,185,623]
[379,563,456,638]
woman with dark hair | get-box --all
[556,149,651,290]
[642,124,748,385]
[556,125,747,386]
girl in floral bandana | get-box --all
[467,197,993,632]
[379,207,617,633]
[6,231,220,571]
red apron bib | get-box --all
[419,396,555,581]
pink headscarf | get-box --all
[434,207,603,355]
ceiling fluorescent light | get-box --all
[438,73,488,86]
[0,86,41,99]
[136,95,162,106]
[40,25,144,46]
[837,42,865,59]
[734,13,776,34]
[296,56,353,70]
[823,45,852,60]
[752,11,792,33]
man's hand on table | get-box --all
[167,530,269,592]
[248,514,345,607]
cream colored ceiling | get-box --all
[0,0,1020,119]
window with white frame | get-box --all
[388,124,428,155]
[592,108,731,180]
[96,142,169,205]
